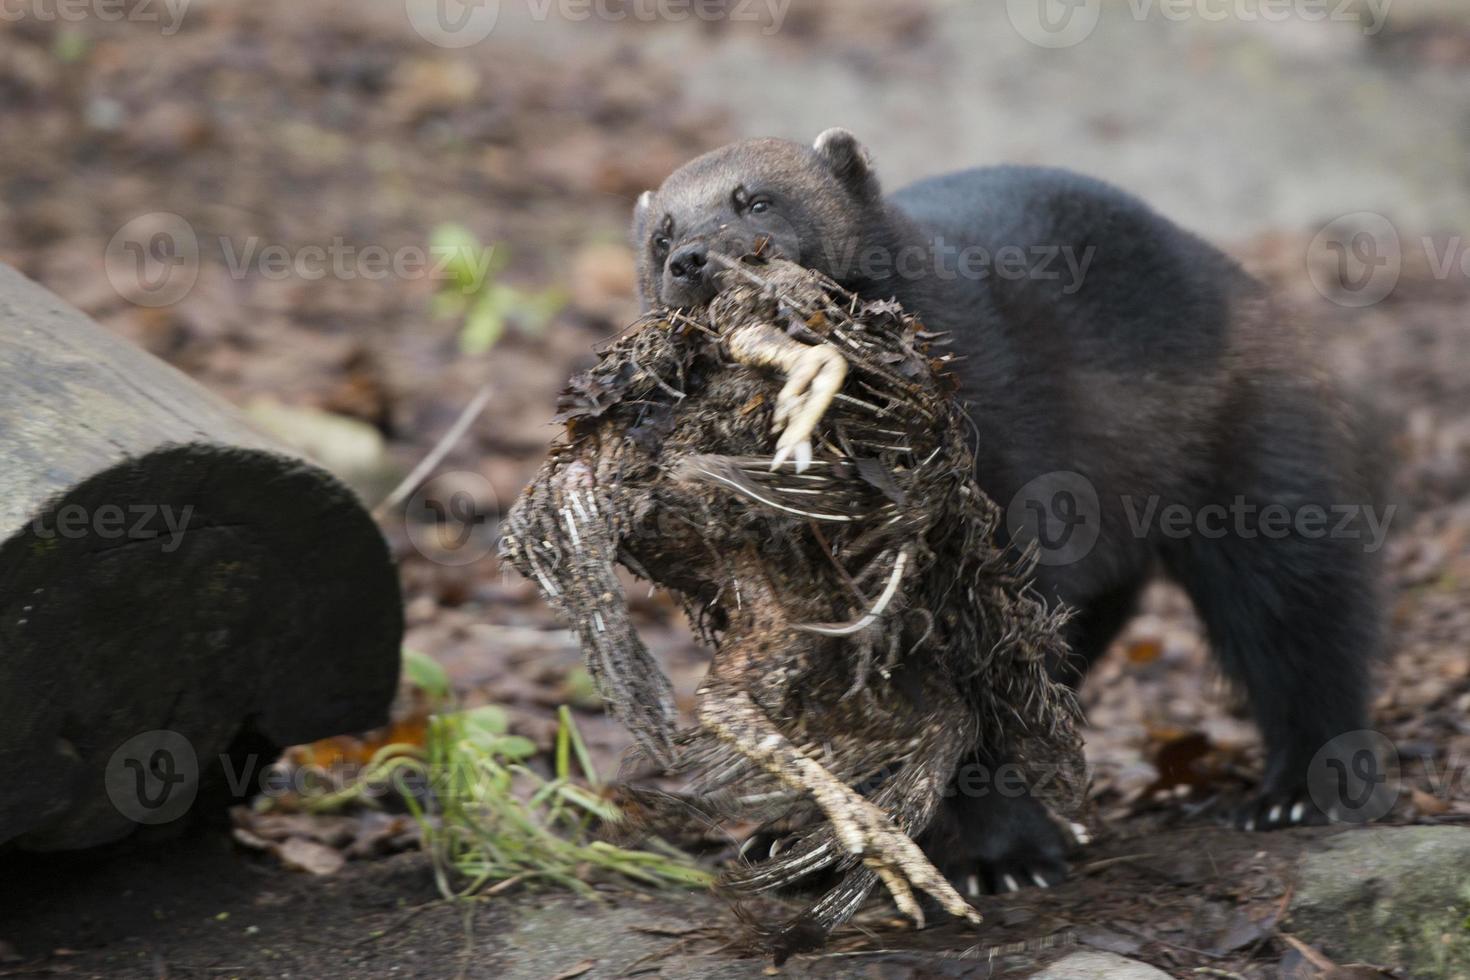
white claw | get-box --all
[966,874,980,898]
[1031,871,1050,889]
[1002,873,1020,893]
[770,439,814,473]
[793,440,812,473]
[738,836,760,862]
[1069,822,1092,846]
[1268,804,1283,825]
[1290,802,1305,824]
[769,837,786,859]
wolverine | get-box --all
[630,130,1384,900]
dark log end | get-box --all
[0,444,403,849]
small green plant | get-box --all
[409,704,711,898]
[302,650,709,896]
[403,648,451,702]
[431,224,567,356]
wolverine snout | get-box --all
[667,242,709,284]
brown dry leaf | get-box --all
[275,837,346,876]
[1147,731,1216,793]
[292,716,429,769]
[1125,637,1163,664]
[547,959,596,980]
[1411,788,1451,815]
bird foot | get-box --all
[723,323,847,474]
[770,343,846,474]
[828,795,981,929]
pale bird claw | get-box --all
[769,438,813,473]
[723,324,847,474]
[769,344,846,471]
[831,797,981,929]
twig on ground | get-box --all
[373,383,495,520]
[1280,934,1337,972]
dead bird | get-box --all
[501,258,1085,950]
[630,132,1387,894]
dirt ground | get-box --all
[2,2,1468,978]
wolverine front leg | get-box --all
[696,677,980,929]
[725,323,847,473]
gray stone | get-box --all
[1030,950,1172,979]
[1289,826,1470,978]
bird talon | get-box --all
[833,798,980,928]
[770,439,812,473]
[770,345,845,470]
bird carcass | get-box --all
[500,257,1085,943]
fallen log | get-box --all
[0,263,402,850]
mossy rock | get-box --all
[1289,826,1470,977]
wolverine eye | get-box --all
[653,235,671,254]
[749,198,772,215]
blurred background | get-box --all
[2,0,1468,974]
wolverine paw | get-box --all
[1229,791,1330,831]
[927,791,1080,906]
[1233,735,1397,830]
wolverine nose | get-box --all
[668,243,709,283]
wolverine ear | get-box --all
[632,190,655,242]
[813,128,879,200]
[631,191,658,311]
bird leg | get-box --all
[695,677,981,929]
[724,323,847,474]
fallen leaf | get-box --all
[1125,638,1163,664]
[275,837,346,876]
[548,959,596,980]
[1411,788,1451,815]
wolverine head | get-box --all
[632,128,882,309]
